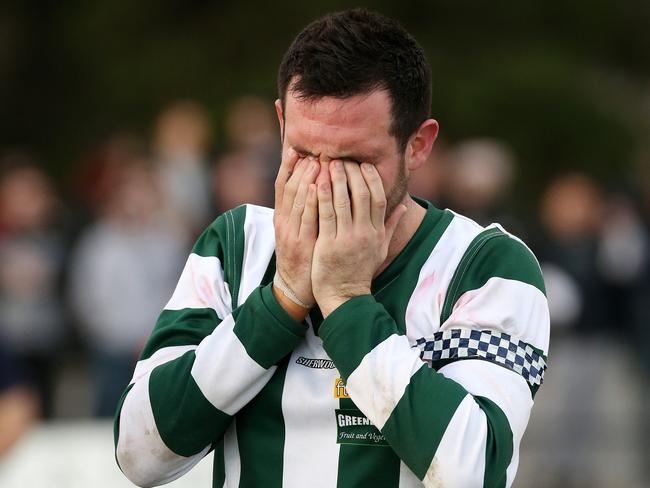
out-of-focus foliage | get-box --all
[1,0,649,205]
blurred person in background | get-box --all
[525,173,646,487]
[0,337,38,457]
[69,133,144,223]
[68,158,186,417]
[597,185,650,479]
[536,173,606,330]
[210,95,280,212]
[224,95,280,161]
[211,151,274,213]
[0,155,67,419]
[153,100,213,238]
[441,138,519,231]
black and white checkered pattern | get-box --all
[412,329,547,387]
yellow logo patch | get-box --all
[334,377,349,399]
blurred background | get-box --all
[0,1,649,487]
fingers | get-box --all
[299,183,318,240]
[361,163,387,230]
[274,148,301,211]
[343,162,371,225]
[289,160,319,235]
[317,180,337,238]
[329,160,352,230]
[280,158,310,217]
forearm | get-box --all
[115,283,306,486]
[320,296,525,487]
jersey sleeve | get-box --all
[114,206,306,487]
[319,232,549,488]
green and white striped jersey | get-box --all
[114,199,549,488]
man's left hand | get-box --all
[311,160,406,317]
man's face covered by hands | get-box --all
[276,87,409,220]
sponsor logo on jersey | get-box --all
[295,356,336,369]
[334,409,388,447]
[334,377,349,399]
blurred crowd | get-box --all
[0,96,649,486]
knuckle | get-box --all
[292,200,305,212]
[373,198,387,208]
[334,200,349,209]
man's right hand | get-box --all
[273,148,319,321]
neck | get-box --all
[375,194,426,277]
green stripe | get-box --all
[380,365,467,479]
[233,284,307,369]
[140,308,221,360]
[236,356,291,488]
[374,206,454,334]
[441,229,546,325]
[336,396,400,488]
[149,351,231,457]
[475,396,513,488]
[320,295,398,380]
[224,206,247,305]
[191,205,247,305]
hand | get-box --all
[311,160,407,317]
[273,148,320,320]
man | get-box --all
[114,8,549,488]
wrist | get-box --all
[317,288,371,318]
[272,283,311,322]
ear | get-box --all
[405,119,439,172]
[275,99,285,142]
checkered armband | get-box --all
[412,329,547,388]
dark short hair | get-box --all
[278,8,431,152]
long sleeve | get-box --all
[114,207,304,487]
[319,232,549,488]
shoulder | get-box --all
[454,224,545,298]
[193,204,275,258]
[436,209,544,299]
[191,204,276,306]
[440,214,549,350]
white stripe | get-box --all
[442,276,550,354]
[398,460,423,487]
[116,371,210,487]
[428,394,487,487]
[346,334,423,430]
[165,253,232,320]
[238,205,276,306]
[281,326,340,488]
[191,314,275,415]
[223,420,241,488]
[130,345,197,384]
[438,359,533,488]
[405,214,484,340]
